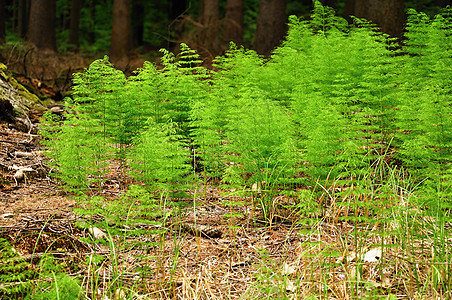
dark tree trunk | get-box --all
[436,0,452,6]
[318,0,337,8]
[344,0,355,22]
[58,1,70,31]
[199,0,220,56]
[87,0,95,44]
[168,0,186,49]
[0,0,5,44]
[200,0,219,31]
[198,0,205,23]
[17,0,29,38]
[68,0,81,51]
[255,0,287,56]
[110,0,132,64]
[354,0,405,37]
[28,0,57,51]
[224,0,243,45]
[169,0,186,20]
[131,0,144,47]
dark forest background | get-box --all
[0,0,451,69]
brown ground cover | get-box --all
[0,121,381,299]
[0,61,448,297]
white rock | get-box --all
[88,227,107,240]
[13,169,24,180]
[363,248,382,263]
[283,262,297,275]
[50,106,64,114]
[286,279,297,292]
[14,151,34,158]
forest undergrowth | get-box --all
[1,2,451,299]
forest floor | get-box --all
[0,121,307,299]
[0,48,447,299]
[0,43,148,100]
[0,120,428,299]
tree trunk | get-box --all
[110,0,132,65]
[436,0,452,6]
[28,0,57,51]
[68,0,81,51]
[87,0,95,44]
[0,0,5,44]
[255,0,287,56]
[199,0,220,56]
[224,0,243,45]
[318,0,337,8]
[354,0,405,37]
[57,1,70,31]
[17,0,29,38]
[168,0,186,49]
[198,0,205,24]
[169,0,186,20]
[343,0,355,22]
[201,0,219,37]
[131,0,145,47]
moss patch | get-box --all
[0,63,45,117]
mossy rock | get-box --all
[0,62,46,119]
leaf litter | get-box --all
[0,123,449,299]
